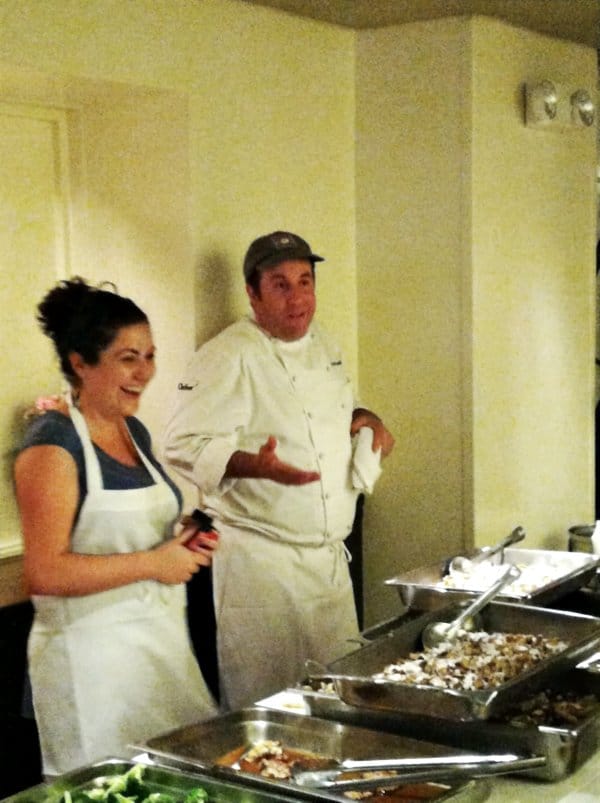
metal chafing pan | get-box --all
[320,601,600,721]
[385,548,600,611]
[0,758,302,803]
[138,707,496,802]
[298,668,600,783]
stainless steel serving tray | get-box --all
[297,668,600,782]
[386,548,600,611]
[322,601,600,722]
[138,707,492,802]
[0,758,302,803]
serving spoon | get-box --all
[421,563,521,649]
[447,525,526,575]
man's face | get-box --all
[247,259,316,341]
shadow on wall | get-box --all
[194,251,241,348]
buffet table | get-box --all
[487,755,600,801]
[6,545,600,803]
[250,680,600,802]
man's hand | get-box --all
[350,408,395,458]
[225,436,321,485]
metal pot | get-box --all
[568,524,595,554]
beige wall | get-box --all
[0,2,597,626]
[0,0,356,550]
[0,0,357,388]
[356,17,473,623]
[356,16,597,624]
[470,19,597,549]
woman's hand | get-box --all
[151,530,218,584]
[179,516,219,561]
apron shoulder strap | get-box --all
[68,403,103,492]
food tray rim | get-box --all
[295,665,600,781]
[138,707,494,802]
[325,601,600,721]
[384,547,600,608]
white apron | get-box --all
[28,405,216,776]
[213,356,360,711]
[213,527,359,710]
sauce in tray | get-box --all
[217,740,450,800]
[341,778,449,800]
[216,740,329,777]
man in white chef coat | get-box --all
[164,230,394,710]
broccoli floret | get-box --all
[55,785,107,803]
[51,765,207,803]
[103,777,126,797]
[123,765,145,790]
[183,789,208,803]
[69,792,106,803]
[140,793,176,803]
[85,790,109,801]
[124,766,146,785]
[122,765,149,799]
[107,793,137,803]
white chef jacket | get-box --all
[164,318,372,709]
[164,317,361,543]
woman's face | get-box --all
[74,323,156,418]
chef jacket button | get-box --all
[318,453,324,459]
[325,493,330,500]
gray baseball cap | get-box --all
[243,231,324,281]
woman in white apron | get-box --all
[14,278,217,777]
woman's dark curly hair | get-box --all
[37,277,148,385]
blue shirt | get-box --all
[21,411,182,518]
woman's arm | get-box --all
[14,444,208,596]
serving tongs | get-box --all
[292,753,546,790]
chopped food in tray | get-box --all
[373,630,568,691]
[440,558,567,596]
[217,740,451,801]
[300,678,337,695]
[216,738,330,779]
[342,778,449,800]
[494,687,600,728]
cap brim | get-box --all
[247,250,324,278]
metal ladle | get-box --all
[447,525,526,575]
[422,563,521,649]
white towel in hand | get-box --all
[351,427,382,494]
